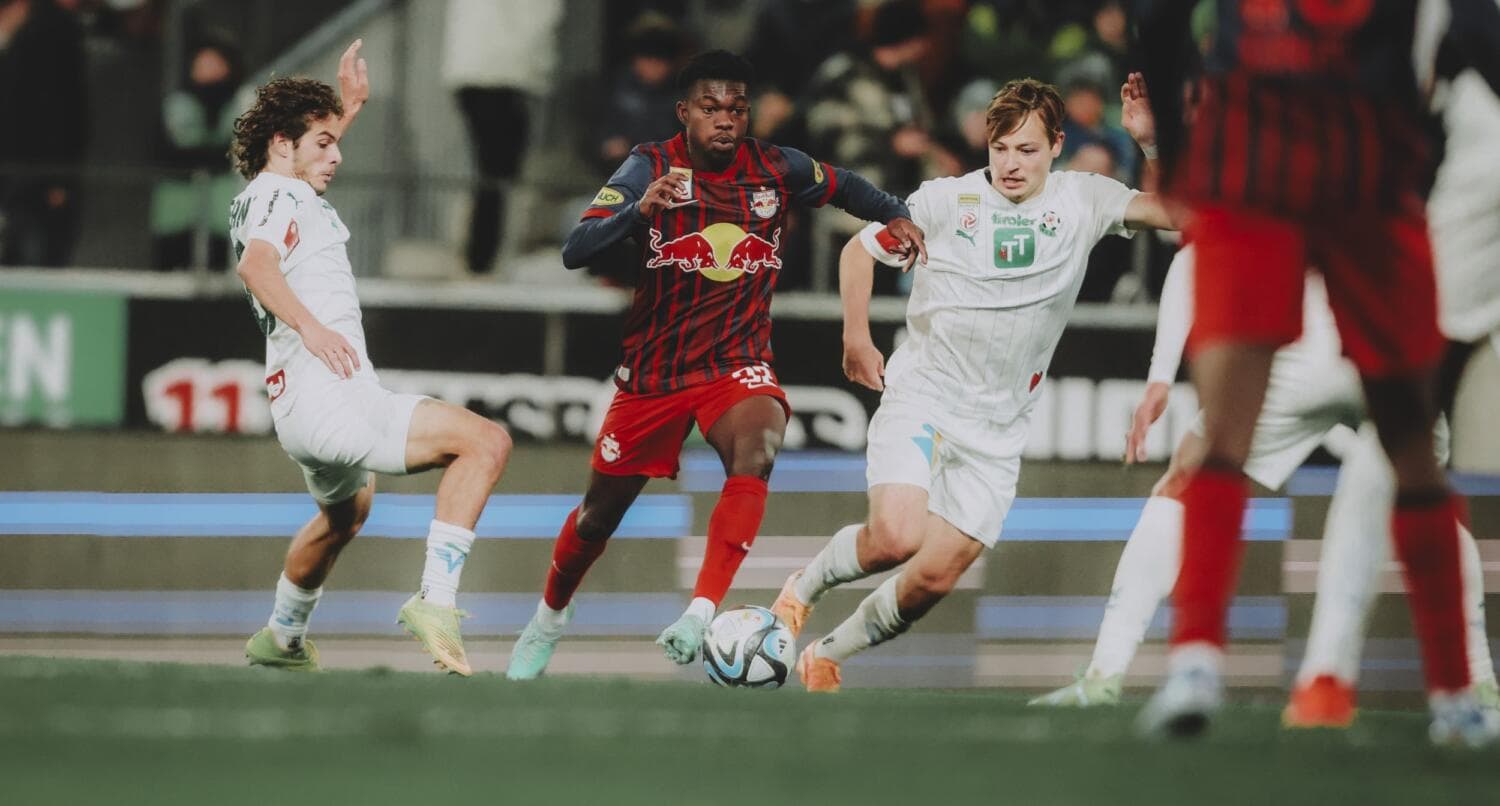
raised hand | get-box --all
[338,39,370,111]
[1121,72,1157,150]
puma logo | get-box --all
[955,229,976,245]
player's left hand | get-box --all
[1121,72,1156,151]
[885,218,927,271]
[338,39,370,112]
[842,336,885,391]
[1124,380,1170,463]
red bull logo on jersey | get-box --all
[646,224,782,282]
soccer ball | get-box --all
[701,606,793,689]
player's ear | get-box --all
[1051,130,1065,159]
[675,99,689,128]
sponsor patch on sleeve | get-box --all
[591,187,625,206]
[283,219,300,255]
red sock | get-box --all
[692,476,769,605]
[1392,496,1470,693]
[1170,467,1249,648]
[543,508,607,611]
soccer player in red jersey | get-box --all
[506,50,925,678]
[1134,0,1500,745]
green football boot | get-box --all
[1028,672,1123,707]
[244,627,321,671]
[506,602,574,681]
[397,594,472,676]
[656,612,707,665]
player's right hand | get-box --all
[303,324,361,380]
[638,172,690,218]
[842,337,885,391]
[1124,380,1171,464]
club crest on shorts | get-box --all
[751,187,779,219]
[266,369,287,402]
[600,433,621,463]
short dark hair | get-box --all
[676,49,755,96]
[229,77,343,180]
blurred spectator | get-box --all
[743,0,857,145]
[960,0,1052,91]
[149,38,246,271]
[942,77,999,172]
[1049,1,1129,91]
[442,0,563,275]
[0,0,87,267]
[1058,77,1135,180]
[804,0,950,203]
[594,15,684,175]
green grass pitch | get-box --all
[0,656,1495,806]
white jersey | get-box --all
[860,169,1138,423]
[228,173,376,409]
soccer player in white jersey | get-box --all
[1026,245,1496,715]
[230,43,513,675]
[1287,58,1500,727]
[767,76,1180,690]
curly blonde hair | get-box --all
[229,77,343,180]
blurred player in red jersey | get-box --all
[1134,0,1500,746]
[506,50,924,678]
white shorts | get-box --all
[1192,340,1364,490]
[865,396,1027,547]
[272,378,426,504]
[1430,73,1500,343]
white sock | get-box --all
[268,572,322,651]
[686,596,715,624]
[420,519,476,608]
[1168,641,1224,675]
[533,598,571,632]
[1087,496,1183,678]
[815,574,908,663]
[1459,522,1496,685]
[1297,425,1391,685]
[795,523,868,604]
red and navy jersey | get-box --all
[1141,0,1457,213]
[567,133,907,394]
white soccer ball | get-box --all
[701,606,794,689]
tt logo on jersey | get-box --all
[993,227,1035,268]
[646,224,781,282]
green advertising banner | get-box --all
[0,290,126,426]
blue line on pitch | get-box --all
[976,595,1286,640]
[0,590,687,635]
[0,493,691,538]
[1287,467,1500,496]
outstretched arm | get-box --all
[1120,72,1186,231]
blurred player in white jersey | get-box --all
[1288,41,1500,724]
[1026,245,1495,715]
[230,43,513,675]
[768,76,1181,690]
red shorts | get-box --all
[590,365,792,478]
[1186,205,1444,378]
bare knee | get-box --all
[867,511,923,567]
[574,501,624,542]
[727,429,782,479]
[903,563,958,602]
[1153,465,1191,499]
[472,421,513,478]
